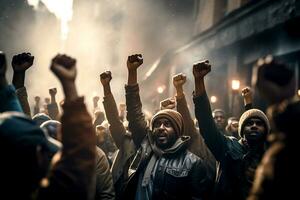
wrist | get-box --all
[61,81,78,102]
[103,85,112,96]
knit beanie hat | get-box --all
[150,109,184,136]
[238,109,271,137]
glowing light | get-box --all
[157,85,166,94]
[27,0,73,41]
[298,89,300,97]
[231,80,240,91]
[210,96,217,103]
[27,0,39,9]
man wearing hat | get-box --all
[192,60,270,200]
[123,54,212,200]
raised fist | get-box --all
[93,96,100,105]
[160,98,176,110]
[100,71,112,86]
[12,52,34,72]
[193,60,211,79]
[127,54,143,71]
[173,73,187,88]
[34,96,41,103]
[49,88,57,96]
[241,87,252,97]
[50,54,76,82]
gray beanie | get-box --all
[238,109,271,137]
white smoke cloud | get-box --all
[23,0,194,114]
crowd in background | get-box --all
[0,51,298,199]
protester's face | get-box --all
[96,127,105,144]
[213,111,226,130]
[243,117,266,142]
[153,118,177,149]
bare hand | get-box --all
[12,52,34,72]
[241,87,252,97]
[45,97,50,104]
[193,60,211,79]
[34,96,41,103]
[100,71,112,86]
[173,73,186,88]
[0,52,7,77]
[127,54,143,71]
[50,54,76,82]
[160,98,176,110]
[93,96,100,105]
[49,88,57,96]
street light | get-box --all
[157,85,166,94]
[298,89,300,97]
[231,80,240,91]
[210,95,217,104]
[231,79,240,115]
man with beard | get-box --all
[123,54,212,200]
[192,60,270,200]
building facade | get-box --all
[141,0,300,117]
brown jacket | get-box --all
[102,94,136,198]
[95,146,115,200]
[37,97,96,200]
[176,93,216,177]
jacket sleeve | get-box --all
[103,93,126,149]
[15,86,31,117]
[37,97,96,200]
[193,92,228,161]
[0,85,23,113]
[176,94,216,179]
[176,94,212,158]
[95,147,115,200]
[125,84,148,147]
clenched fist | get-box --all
[50,54,76,82]
[100,71,112,86]
[193,60,211,79]
[173,73,187,88]
[127,54,143,71]
[12,52,34,72]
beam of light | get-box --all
[27,0,73,41]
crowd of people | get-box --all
[0,51,298,200]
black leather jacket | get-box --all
[124,135,212,200]
[124,84,212,200]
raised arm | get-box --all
[11,52,33,116]
[193,60,227,161]
[173,73,197,137]
[125,54,148,147]
[47,88,60,120]
[38,54,95,199]
[174,73,216,174]
[100,71,126,149]
[241,87,253,111]
[160,97,176,110]
[0,52,23,113]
